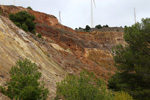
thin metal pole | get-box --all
[134,8,137,24]
[59,11,61,24]
[13,0,15,5]
[91,0,93,28]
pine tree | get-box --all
[108,18,150,100]
[0,59,49,100]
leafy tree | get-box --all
[124,25,127,28]
[0,59,49,100]
[85,25,91,31]
[113,91,133,100]
[9,11,36,34]
[79,27,82,29]
[95,24,102,29]
[108,18,150,100]
[27,6,32,10]
[55,71,113,100]
[103,25,109,28]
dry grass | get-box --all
[87,50,116,71]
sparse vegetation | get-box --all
[55,71,113,100]
[9,11,36,34]
[88,50,114,71]
[76,24,110,32]
[0,59,49,100]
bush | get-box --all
[79,27,82,29]
[55,71,113,100]
[103,25,109,28]
[85,25,91,31]
[9,11,36,34]
[113,91,133,100]
[27,6,32,10]
[95,24,102,29]
[0,59,49,100]
[37,33,42,38]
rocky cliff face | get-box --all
[0,15,66,99]
[0,5,125,99]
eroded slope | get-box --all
[0,16,66,99]
[0,5,126,99]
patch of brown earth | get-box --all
[0,93,10,100]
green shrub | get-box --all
[103,25,109,28]
[113,91,133,100]
[37,33,42,38]
[55,71,113,100]
[9,11,36,34]
[95,24,102,29]
[85,25,91,31]
[79,27,82,29]
[27,6,32,10]
[0,59,49,100]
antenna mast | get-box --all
[59,11,61,24]
[91,0,93,28]
[13,0,15,5]
[134,8,137,24]
[91,0,96,28]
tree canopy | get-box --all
[55,71,113,100]
[0,59,49,100]
[85,25,91,31]
[95,24,102,29]
[103,25,109,28]
[108,18,150,100]
[9,11,36,34]
[27,6,33,10]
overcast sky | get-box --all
[1,0,150,29]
